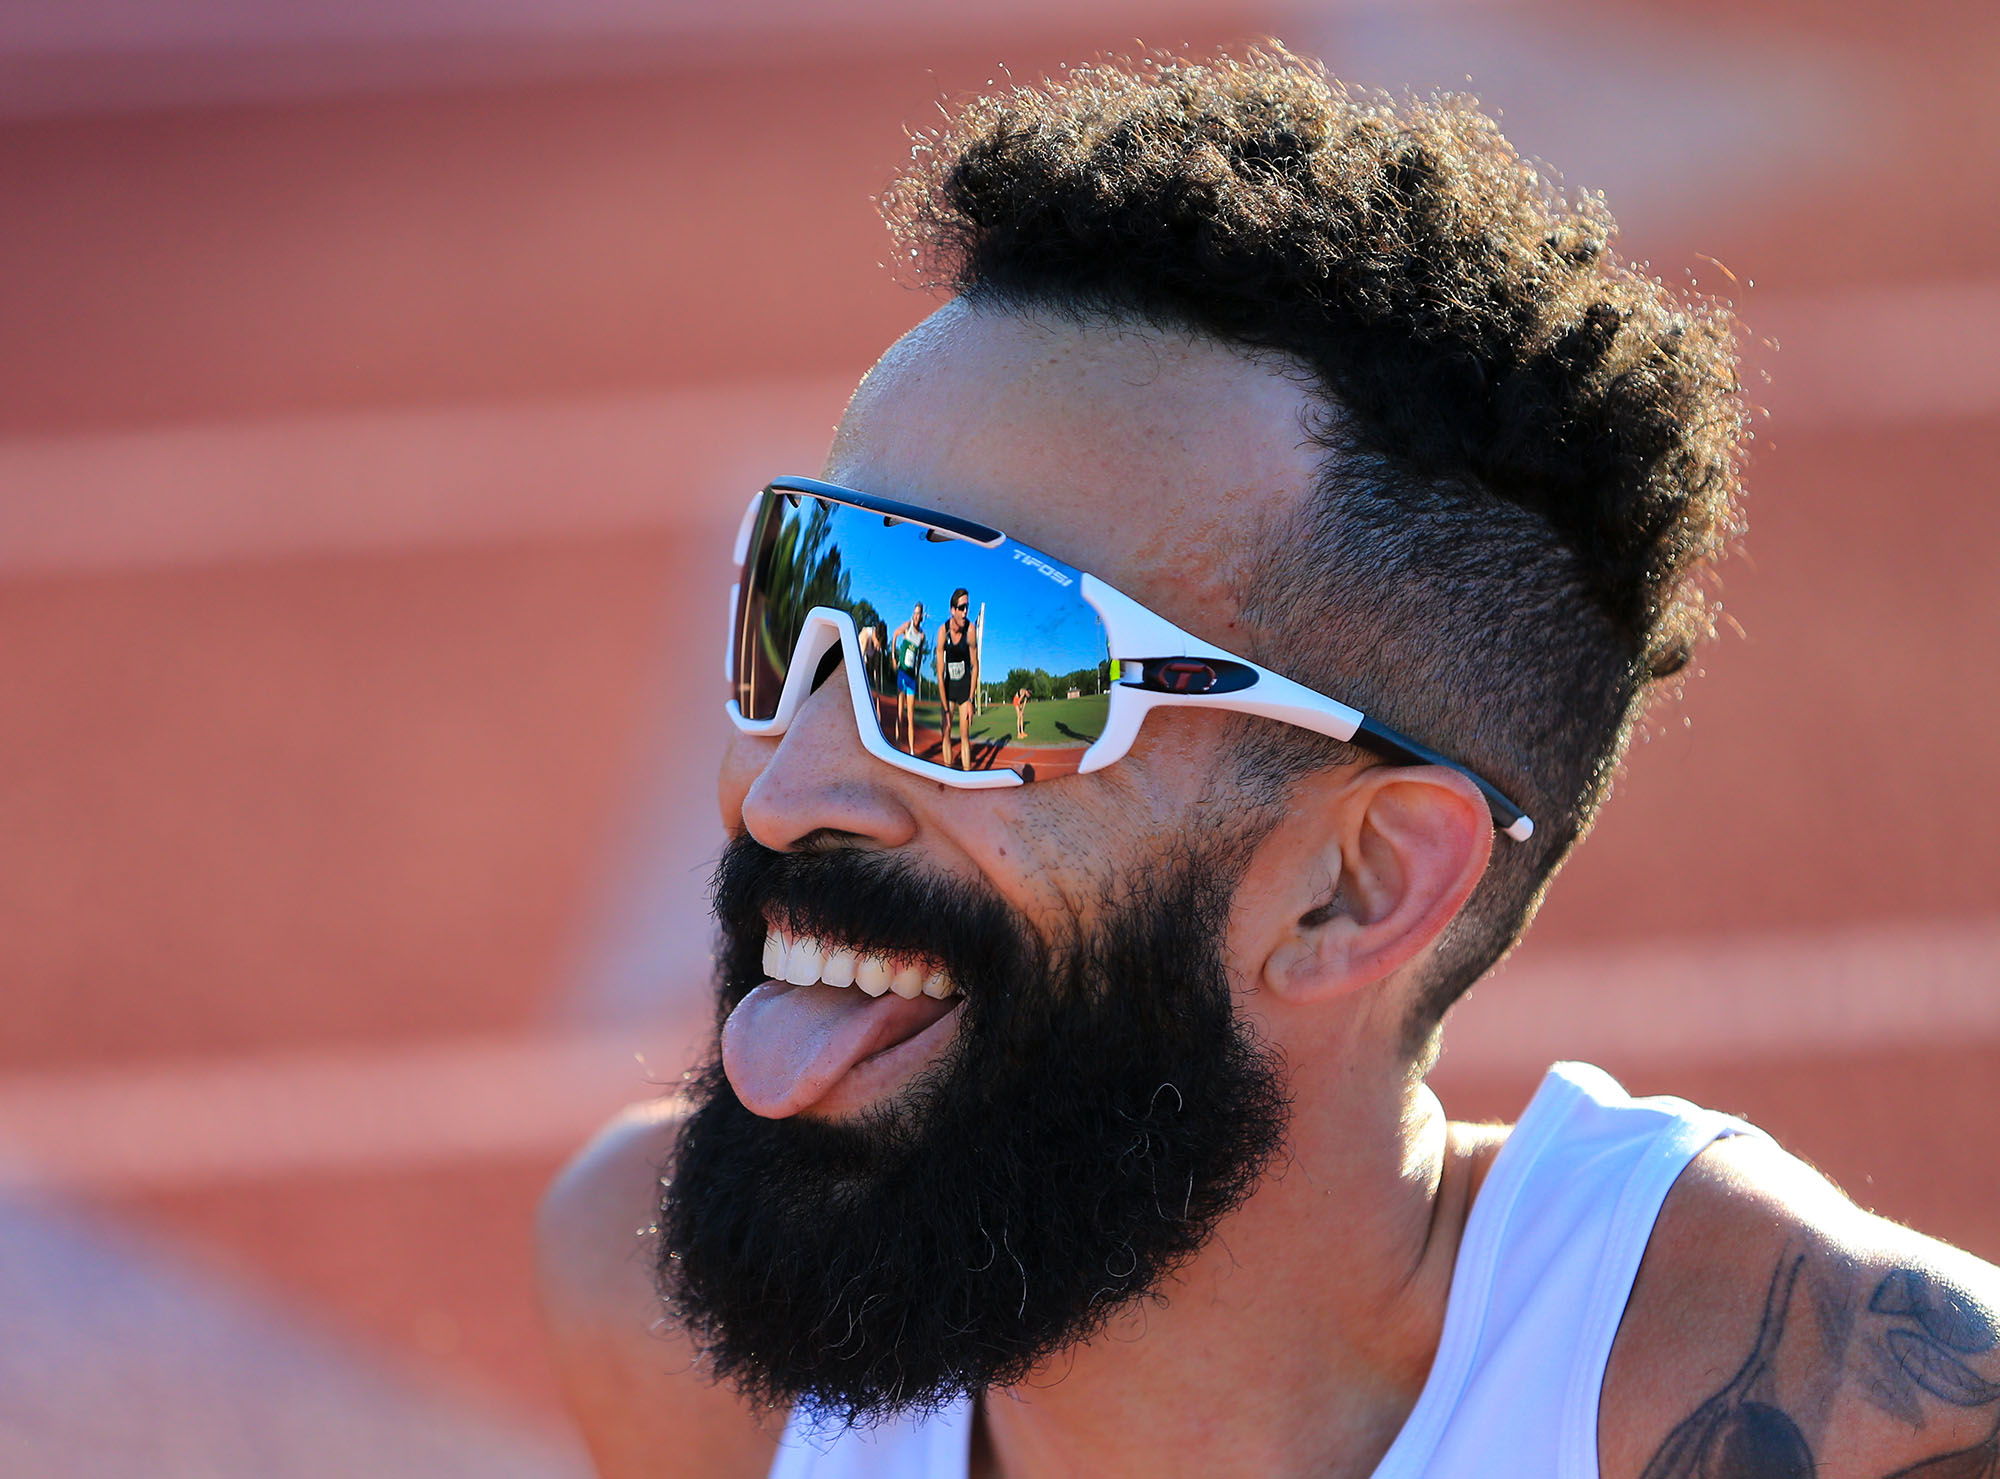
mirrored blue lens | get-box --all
[734,491,1112,778]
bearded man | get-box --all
[537,49,2000,1479]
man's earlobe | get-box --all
[1260,766,1494,1005]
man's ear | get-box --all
[1260,765,1495,1005]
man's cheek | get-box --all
[718,732,771,830]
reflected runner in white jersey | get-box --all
[887,602,925,753]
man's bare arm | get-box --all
[536,1102,780,1479]
[1605,1132,2000,1479]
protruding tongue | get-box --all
[722,981,941,1118]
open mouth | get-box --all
[722,925,965,1119]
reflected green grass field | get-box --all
[947,694,1108,748]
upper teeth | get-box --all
[761,927,956,1000]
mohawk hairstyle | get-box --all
[882,47,1747,1028]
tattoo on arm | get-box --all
[1871,1269,2000,1478]
[1639,1245,1817,1479]
[1869,1269,2000,1407]
[1639,1253,2000,1479]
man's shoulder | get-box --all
[1602,1127,2000,1479]
[536,1101,780,1479]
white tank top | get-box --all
[768,1062,1754,1479]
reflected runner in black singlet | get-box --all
[936,588,978,769]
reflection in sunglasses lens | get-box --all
[737,491,1114,779]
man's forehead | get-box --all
[824,301,1324,640]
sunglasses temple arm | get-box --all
[1128,667,1534,842]
[1349,714,1535,842]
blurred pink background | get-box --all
[2,1,1996,1471]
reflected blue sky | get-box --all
[804,503,1109,679]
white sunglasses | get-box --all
[726,477,1532,841]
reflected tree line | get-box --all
[761,499,1110,713]
[994,664,1110,706]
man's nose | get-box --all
[729,661,918,853]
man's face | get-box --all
[658,305,1327,1421]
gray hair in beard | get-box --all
[657,824,1292,1426]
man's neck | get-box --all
[972,1068,1488,1479]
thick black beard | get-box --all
[656,833,1291,1427]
